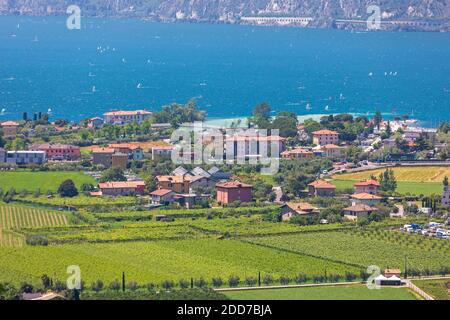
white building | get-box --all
[6,151,46,165]
[103,110,152,125]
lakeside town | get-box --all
[1,102,450,221]
[0,101,449,301]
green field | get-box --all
[224,285,417,300]
[0,171,96,192]
[247,229,450,272]
[332,179,442,196]
[0,239,360,285]
[413,279,450,300]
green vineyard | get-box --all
[0,205,69,230]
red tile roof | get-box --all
[308,180,336,189]
[150,189,174,196]
[1,121,19,126]
[99,181,145,189]
[312,129,339,135]
[354,180,380,187]
[351,193,383,200]
[108,143,141,150]
[344,204,378,213]
[216,181,253,189]
[92,147,115,154]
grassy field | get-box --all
[0,171,96,192]
[412,279,450,300]
[332,179,442,196]
[224,285,417,300]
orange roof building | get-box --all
[98,181,146,196]
[308,180,336,197]
[216,181,253,205]
[312,129,339,146]
[281,148,314,159]
[354,180,380,195]
[1,121,20,136]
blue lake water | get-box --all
[0,16,449,125]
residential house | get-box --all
[351,193,383,206]
[98,181,146,196]
[29,143,81,161]
[92,147,115,168]
[343,203,378,220]
[172,166,191,177]
[112,153,129,169]
[150,189,176,205]
[354,180,380,195]
[281,148,314,160]
[108,144,144,161]
[156,175,192,194]
[312,129,339,146]
[152,146,175,160]
[320,144,344,158]
[92,147,129,169]
[403,127,437,142]
[103,110,152,124]
[281,202,320,221]
[6,151,46,165]
[442,186,450,206]
[216,181,253,205]
[308,180,336,197]
[1,121,20,137]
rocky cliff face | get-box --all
[1,0,449,30]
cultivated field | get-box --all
[0,205,69,229]
[0,239,360,285]
[412,279,450,300]
[0,171,96,192]
[247,229,450,272]
[332,166,448,195]
[224,285,417,300]
[334,166,450,183]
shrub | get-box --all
[228,276,240,288]
[91,280,104,292]
[263,274,273,286]
[294,274,308,284]
[127,281,139,291]
[109,280,121,291]
[245,277,257,287]
[345,272,357,282]
[279,276,291,285]
[194,278,207,288]
[161,280,175,290]
[212,277,223,288]
[179,279,190,289]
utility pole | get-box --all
[404,256,408,279]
